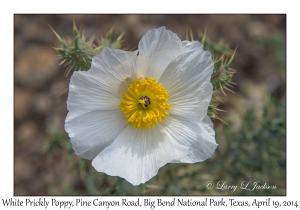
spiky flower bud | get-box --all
[50,23,125,75]
[50,23,95,75]
[95,24,125,54]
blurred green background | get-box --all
[14,14,286,195]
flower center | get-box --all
[119,77,171,129]
[139,96,151,108]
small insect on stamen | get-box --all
[139,96,150,107]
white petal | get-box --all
[164,115,218,163]
[182,40,204,50]
[67,48,136,116]
[65,110,127,160]
[89,48,137,83]
[159,40,214,121]
[92,124,189,185]
[136,26,184,80]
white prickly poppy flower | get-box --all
[65,27,218,185]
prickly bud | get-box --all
[195,28,237,122]
[50,23,96,75]
[51,23,125,76]
[95,25,125,54]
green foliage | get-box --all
[45,125,70,155]
[255,32,286,76]
[45,126,87,178]
[212,96,286,195]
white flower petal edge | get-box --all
[65,110,127,160]
[67,48,137,117]
[159,40,214,121]
[181,40,203,50]
[91,123,190,186]
[136,26,184,80]
[168,115,218,163]
[91,115,217,185]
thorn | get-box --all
[214,106,227,112]
[50,45,63,52]
[224,57,228,64]
[228,68,236,74]
[130,46,138,51]
[82,30,86,41]
[58,60,66,66]
[54,47,64,51]
[189,28,194,41]
[212,54,216,61]
[220,85,227,96]
[119,37,125,45]
[226,45,238,67]
[111,21,118,31]
[117,31,126,42]
[226,83,234,88]
[224,86,235,94]
[185,27,190,40]
[106,22,118,39]
[79,24,83,35]
[215,115,228,125]
[72,16,75,28]
[72,20,79,38]
[56,88,69,98]
[215,108,227,112]
[65,67,73,76]
[48,25,63,42]
[200,28,207,44]
[88,35,95,44]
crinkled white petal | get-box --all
[90,47,137,83]
[91,124,190,186]
[65,110,127,160]
[66,48,136,116]
[159,40,214,121]
[166,115,218,163]
[92,114,217,185]
[136,26,184,80]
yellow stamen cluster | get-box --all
[119,77,171,129]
